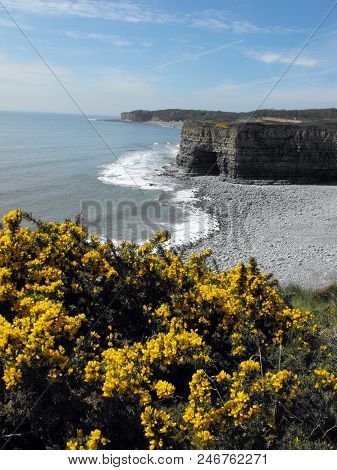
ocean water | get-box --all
[0,111,218,244]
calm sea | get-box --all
[0,111,217,244]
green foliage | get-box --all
[283,284,337,331]
[0,210,336,450]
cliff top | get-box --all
[121,108,337,124]
[183,118,337,130]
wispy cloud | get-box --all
[189,10,310,34]
[64,30,152,47]
[189,10,261,33]
[253,52,318,67]
[3,0,308,36]
[3,0,177,24]
[0,12,35,30]
[155,40,243,70]
[86,32,132,46]
[65,31,130,46]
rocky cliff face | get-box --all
[177,121,337,183]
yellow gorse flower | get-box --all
[66,429,108,450]
[0,211,325,450]
[153,380,175,399]
[314,369,337,393]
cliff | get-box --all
[121,108,337,123]
[177,121,337,183]
[121,109,240,122]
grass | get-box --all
[283,283,337,330]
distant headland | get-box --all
[120,108,337,123]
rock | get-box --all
[177,121,337,183]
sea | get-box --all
[0,111,218,245]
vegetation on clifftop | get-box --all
[121,108,337,123]
[0,210,336,450]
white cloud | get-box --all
[3,0,176,24]
[0,13,35,30]
[188,10,308,34]
[86,33,131,46]
[0,49,334,114]
[231,20,261,33]
[64,31,152,47]
[65,31,131,46]
[3,1,307,35]
[254,52,318,66]
[190,11,261,33]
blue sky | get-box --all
[0,0,336,114]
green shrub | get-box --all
[0,210,336,450]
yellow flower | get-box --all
[141,406,176,449]
[314,369,337,394]
[2,209,22,228]
[3,366,22,389]
[66,429,108,450]
[153,380,175,399]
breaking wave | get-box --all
[98,142,179,191]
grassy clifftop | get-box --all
[121,108,337,123]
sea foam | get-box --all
[97,141,219,247]
[98,142,179,191]
[167,188,220,247]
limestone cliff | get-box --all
[177,121,337,183]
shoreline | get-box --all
[119,118,184,129]
[163,165,337,289]
[97,118,183,129]
[144,120,184,129]
[94,119,337,289]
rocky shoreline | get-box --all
[146,120,184,128]
[163,165,337,288]
[123,119,184,129]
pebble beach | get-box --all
[174,173,337,288]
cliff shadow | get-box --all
[191,150,221,175]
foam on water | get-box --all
[170,189,198,203]
[98,142,179,191]
[169,208,219,246]
[167,189,220,247]
[97,138,219,247]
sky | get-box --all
[0,0,337,114]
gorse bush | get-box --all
[0,209,336,450]
[214,122,231,129]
